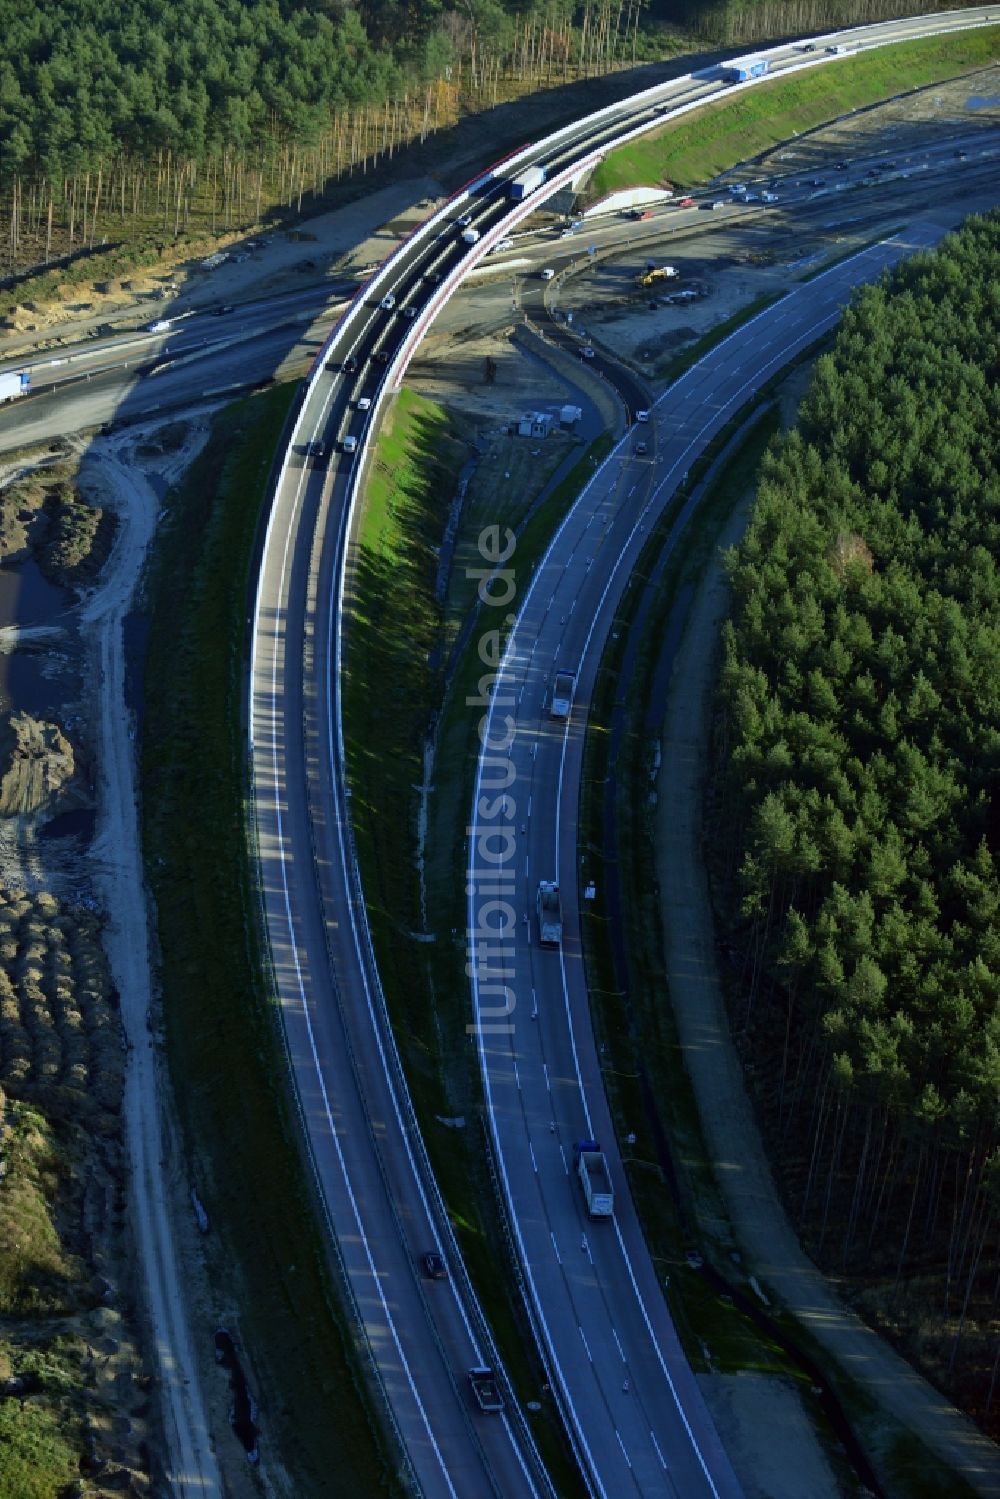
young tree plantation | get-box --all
[716,211,1000,1430]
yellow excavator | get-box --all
[637,262,678,288]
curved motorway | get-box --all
[249,9,997,1496]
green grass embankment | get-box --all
[343,389,606,1497]
[142,384,396,1496]
[589,29,998,198]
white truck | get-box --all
[509,165,546,201]
[461,226,480,244]
[468,1367,504,1412]
[575,1141,614,1218]
[550,670,576,720]
[536,881,562,946]
[0,371,30,404]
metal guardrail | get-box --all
[249,11,999,1492]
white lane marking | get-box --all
[651,1431,669,1470]
[541,1058,548,1089]
[615,1431,632,1469]
[579,1326,593,1362]
[612,1328,626,1362]
[253,428,459,1499]
[551,1232,562,1265]
[529,1141,538,1173]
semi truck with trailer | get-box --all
[0,371,30,404]
[550,670,576,719]
[575,1141,614,1218]
[725,57,769,82]
[509,165,547,201]
[468,1367,504,1412]
[536,881,562,946]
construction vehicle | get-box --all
[550,670,576,719]
[574,1141,614,1218]
[638,264,678,288]
[536,881,562,946]
[469,1368,504,1412]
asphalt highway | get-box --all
[0,9,992,1495]
[468,222,949,1496]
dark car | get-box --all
[374,349,390,365]
[306,439,327,462]
[343,355,359,373]
[212,303,234,315]
[422,1252,447,1280]
[425,270,443,285]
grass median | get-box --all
[142,384,397,1496]
[343,388,613,1497]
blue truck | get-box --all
[726,57,769,82]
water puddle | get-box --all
[39,808,95,844]
[214,1329,259,1465]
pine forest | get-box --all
[715,210,1000,1431]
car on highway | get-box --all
[580,346,595,359]
[357,396,372,411]
[374,349,390,364]
[147,318,171,332]
[379,293,396,311]
[635,409,650,423]
[456,212,473,227]
[342,355,359,374]
[401,305,419,319]
[422,1252,447,1280]
[540,268,555,280]
[212,304,234,315]
[492,238,515,253]
[307,439,327,462]
[711,200,725,210]
[635,440,648,455]
[425,269,443,284]
[341,435,357,455]
[678,196,695,208]
[761,190,777,202]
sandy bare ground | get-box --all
[0,176,447,353]
[655,499,1000,1496]
[700,1372,841,1499]
[77,424,222,1497]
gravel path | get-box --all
[83,427,221,1498]
[655,503,1000,1497]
